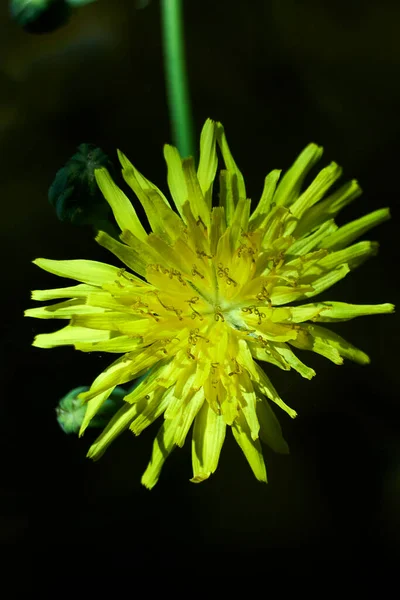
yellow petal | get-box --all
[32,324,111,348]
[141,420,178,489]
[197,118,218,210]
[216,122,246,201]
[249,169,281,230]
[287,220,337,256]
[321,208,390,251]
[210,206,226,256]
[80,352,156,401]
[96,231,148,277]
[218,170,235,226]
[317,241,378,271]
[296,264,350,300]
[314,301,395,322]
[294,179,362,238]
[174,388,205,448]
[79,387,115,436]
[87,403,141,460]
[71,312,149,336]
[256,398,289,454]
[230,198,251,251]
[289,162,342,221]
[31,283,97,301]
[33,258,122,287]
[120,160,183,242]
[231,412,267,482]
[118,149,171,207]
[130,389,170,435]
[75,335,142,353]
[163,144,187,218]
[25,299,106,320]
[273,143,323,208]
[182,157,210,227]
[238,381,260,441]
[254,363,297,418]
[191,401,226,483]
[94,167,147,240]
[274,343,316,379]
[292,324,370,365]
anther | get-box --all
[196,216,207,229]
[228,359,242,376]
[214,306,225,322]
[196,250,213,260]
[191,265,205,279]
[217,263,237,287]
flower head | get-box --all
[26,120,394,488]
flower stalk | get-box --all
[160,0,195,159]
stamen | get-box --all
[191,265,205,279]
[196,250,213,260]
[256,285,272,305]
[241,305,266,324]
[188,328,209,346]
[238,245,256,265]
[214,306,225,322]
[187,349,196,360]
[185,296,204,320]
[149,263,187,285]
[169,268,187,285]
[254,334,269,349]
[152,292,183,320]
[254,307,266,325]
[228,358,242,376]
[241,306,253,314]
[211,362,219,375]
[273,252,285,268]
[196,216,207,230]
[217,263,237,287]
[147,310,160,322]
[117,268,137,282]
[237,244,247,258]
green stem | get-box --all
[160,0,195,159]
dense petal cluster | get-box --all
[26,120,394,487]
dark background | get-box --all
[1,0,399,555]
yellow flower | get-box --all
[25,119,394,488]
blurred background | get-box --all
[1,0,399,554]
